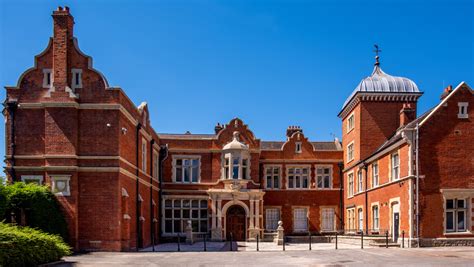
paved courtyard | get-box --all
[59,246,474,266]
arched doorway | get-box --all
[226,205,246,241]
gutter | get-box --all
[4,101,18,181]
[338,162,344,231]
[158,144,169,240]
[415,123,420,247]
[364,164,369,234]
[149,139,155,251]
[135,123,142,251]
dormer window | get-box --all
[222,131,250,180]
[295,142,302,153]
[71,69,82,89]
[458,102,469,119]
[43,69,51,88]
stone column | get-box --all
[211,196,216,229]
[255,199,260,229]
[249,198,255,229]
[276,221,285,245]
[185,220,193,244]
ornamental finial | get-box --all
[374,44,382,66]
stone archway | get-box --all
[226,205,246,241]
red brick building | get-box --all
[339,55,474,246]
[3,7,343,251]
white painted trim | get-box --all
[346,112,355,133]
[285,165,311,190]
[263,164,282,190]
[21,175,43,185]
[346,141,354,163]
[71,68,83,90]
[171,155,202,183]
[458,102,469,118]
[315,165,333,189]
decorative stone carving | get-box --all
[276,221,285,245]
[185,220,193,244]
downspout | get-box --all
[338,162,344,231]
[158,144,169,239]
[415,123,420,247]
[5,101,18,181]
[135,123,142,251]
[149,139,155,251]
[364,163,369,234]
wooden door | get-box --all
[226,205,246,241]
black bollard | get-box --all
[361,231,364,249]
[402,230,405,248]
[230,233,233,251]
[385,231,389,248]
[335,232,338,250]
[177,233,181,252]
[204,234,207,251]
[283,236,286,251]
[309,233,312,251]
[257,234,260,251]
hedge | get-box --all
[0,183,68,240]
[0,222,71,266]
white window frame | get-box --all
[286,166,311,189]
[347,172,354,198]
[264,165,281,190]
[172,155,201,183]
[445,198,468,233]
[347,113,355,133]
[71,68,83,89]
[347,141,354,162]
[51,175,71,196]
[265,207,281,231]
[141,138,147,172]
[316,165,333,189]
[42,69,52,88]
[358,207,364,232]
[163,198,208,235]
[372,203,380,231]
[372,162,379,188]
[295,142,302,153]
[293,207,308,232]
[152,150,159,179]
[320,207,336,232]
[21,175,43,185]
[346,208,356,232]
[222,152,250,180]
[391,152,400,181]
[458,102,469,119]
[357,170,363,193]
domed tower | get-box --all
[338,50,423,164]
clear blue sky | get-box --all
[0,0,473,157]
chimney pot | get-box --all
[440,85,453,100]
[400,103,416,127]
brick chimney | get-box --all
[286,126,303,138]
[440,85,453,100]
[52,6,74,91]
[215,123,224,134]
[400,103,416,127]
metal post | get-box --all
[335,232,338,249]
[230,233,233,251]
[402,230,405,248]
[309,233,312,251]
[385,231,389,248]
[257,234,259,251]
[283,236,285,251]
[204,234,207,251]
[177,234,181,252]
[361,231,364,249]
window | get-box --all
[152,150,159,179]
[321,208,335,232]
[372,163,379,188]
[141,138,147,172]
[222,153,250,180]
[174,156,200,183]
[372,205,379,230]
[391,153,400,180]
[295,142,302,153]
[21,175,43,185]
[347,113,355,132]
[347,142,354,162]
[347,208,355,231]
[317,166,332,189]
[71,69,82,89]
[265,208,280,231]
[458,102,469,118]
[51,175,71,196]
[445,198,468,232]
[42,69,51,88]
[265,166,281,189]
[357,170,363,192]
[348,173,354,197]
[293,208,308,232]
[287,167,310,189]
[358,208,363,232]
[164,199,208,234]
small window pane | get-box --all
[165,220,173,232]
[174,210,181,218]
[457,211,465,230]
[200,200,207,208]
[446,211,454,231]
[200,209,207,218]
[176,168,182,182]
[446,199,454,209]
[182,210,190,218]
[192,210,199,219]
[165,199,172,208]
[165,209,172,218]
[174,220,181,232]
[457,199,465,209]
[274,177,279,188]
[183,200,190,208]
[266,177,272,188]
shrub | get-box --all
[0,183,68,241]
[0,222,71,266]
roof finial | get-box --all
[373,44,381,66]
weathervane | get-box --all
[373,44,381,66]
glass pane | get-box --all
[174,220,181,233]
[446,199,454,209]
[200,209,207,218]
[174,210,181,218]
[242,167,247,179]
[183,200,190,208]
[266,176,272,188]
[183,159,190,166]
[303,168,308,174]
[165,209,172,218]
[225,167,229,179]
[296,176,301,188]
[183,209,190,218]
[266,168,272,174]
[233,157,240,165]
[317,168,322,174]
[176,159,182,166]
[242,159,248,166]
[457,211,465,230]
[192,200,199,208]
[274,177,279,189]
[192,167,198,182]
[457,199,465,209]
[165,220,173,233]
[192,210,199,219]
[295,168,301,174]
[289,176,294,188]
[324,168,330,174]
[200,220,208,232]
[173,200,181,208]
[324,176,330,188]
[317,177,323,188]
[192,159,199,166]
[233,166,239,179]
[200,200,207,208]
[446,211,454,231]
[176,168,182,182]
[225,158,229,165]
[165,199,172,208]
[303,177,308,188]
[274,168,279,174]
[184,168,190,182]
[289,168,294,174]
[192,220,199,232]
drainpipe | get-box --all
[135,123,142,251]
[363,163,369,235]
[158,144,169,239]
[415,123,420,246]
[4,101,18,181]
[149,139,155,251]
[338,162,344,231]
